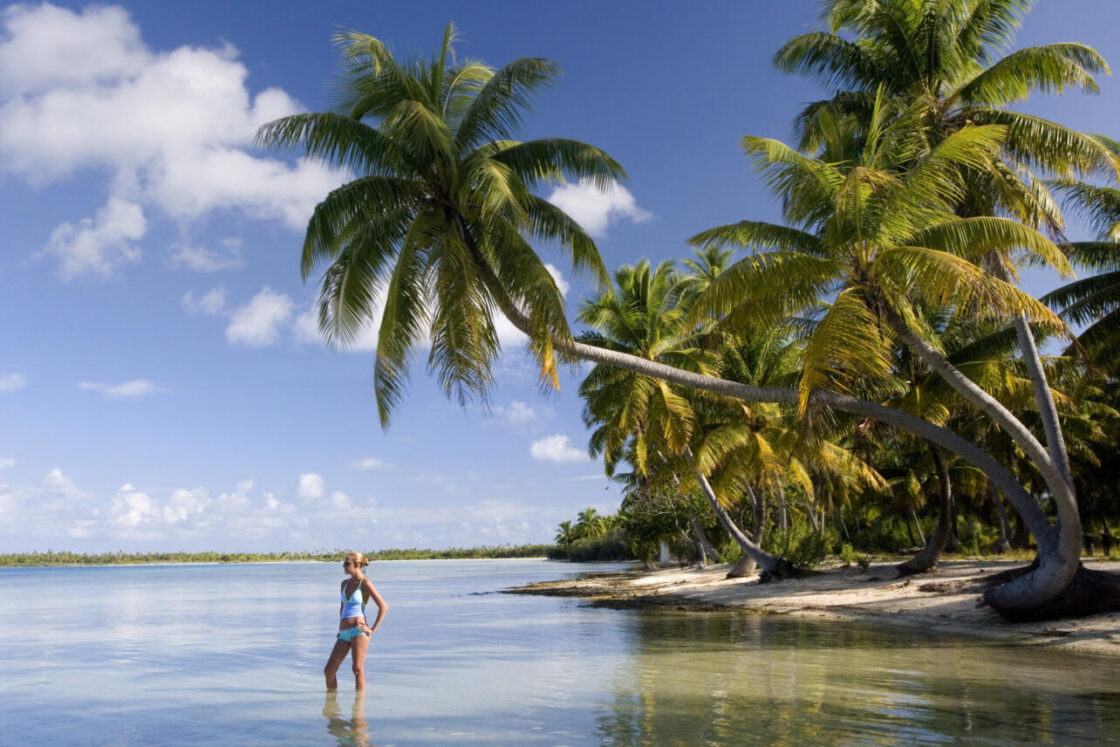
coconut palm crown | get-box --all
[776,0,1117,233]
[256,24,623,425]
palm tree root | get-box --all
[757,558,806,583]
[981,562,1120,622]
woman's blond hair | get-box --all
[345,551,369,569]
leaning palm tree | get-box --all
[688,96,1098,617]
[261,25,1097,617]
[777,0,1119,512]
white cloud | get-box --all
[169,243,244,272]
[0,373,26,392]
[162,487,209,524]
[0,3,344,279]
[108,483,158,528]
[545,179,651,238]
[544,263,570,297]
[496,400,538,425]
[226,287,293,345]
[529,434,590,463]
[78,379,158,397]
[41,197,145,280]
[330,490,351,509]
[181,286,226,315]
[351,457,389,471]
[298,472,324,500]
[0,457,13,470]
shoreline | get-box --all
[506,558,1120,657]
[0,555,556,569]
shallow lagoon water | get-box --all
[1,559,1118,745]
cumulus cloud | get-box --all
[298,472,324,500]
[0,3,343,279]
[495,400,538,425]
[168,242,244,272]
[330,490,351,509]
[162,487,210,524]
[181,286,226,315]
[78,379,158,397]
[108,483,158,528]
[41,197,145,280]
[529,434,590,463]
[351,457,389,471]
[545,179,651,237]
[0,373,26,391]
[0,457,14,470]
[226,287,293,345]
[544,263,570,297]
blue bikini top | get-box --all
[340,579,365,619]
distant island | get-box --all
[0,545,559,567]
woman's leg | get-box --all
[324,638,351,690]
[350,633,370,690]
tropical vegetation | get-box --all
[262,1,1120,621]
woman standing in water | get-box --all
[325,551,387,690]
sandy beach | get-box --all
[508,559,1120,657]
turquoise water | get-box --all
[1,559,1118,745]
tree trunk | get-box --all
[686,449,793,581]
[910,508,926,546]
[897,444,953,576]
[877,303,1081,608]
[751,485,767,548]
[691,516,721,566]
[463,238,1083,613]
[777,483,789,534]
[727,487,762,578]
[993,485,1011,554]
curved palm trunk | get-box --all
[464,236,1075,611]
[685,450,792,581]
[877,303,1081,613]
[691,516,721,566]
[896,445,953,576]
[727,487,762,578]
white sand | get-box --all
[512,559,1120,656]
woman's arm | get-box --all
[360,579,388,634]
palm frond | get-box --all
[954,43,1107,107]
[454,57,559,149]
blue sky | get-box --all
[1,1,1117,552]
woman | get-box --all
[324,552,387,690]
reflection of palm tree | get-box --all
[322,690,371,747]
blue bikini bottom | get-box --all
[338,627,370,643]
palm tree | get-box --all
[555,520,578,547]
[261,24,1089,616]
[1046,177,1120,367]
[688,97,1086,615]
[773,0,1120,603]
[578,259,790,575]
[256,25,624,424]
[575,506,606,539]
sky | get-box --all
[1,1,1118,553]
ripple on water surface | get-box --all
[0,560,1117,745]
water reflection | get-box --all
[322,690,371,747]
[594,612,1120,745]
